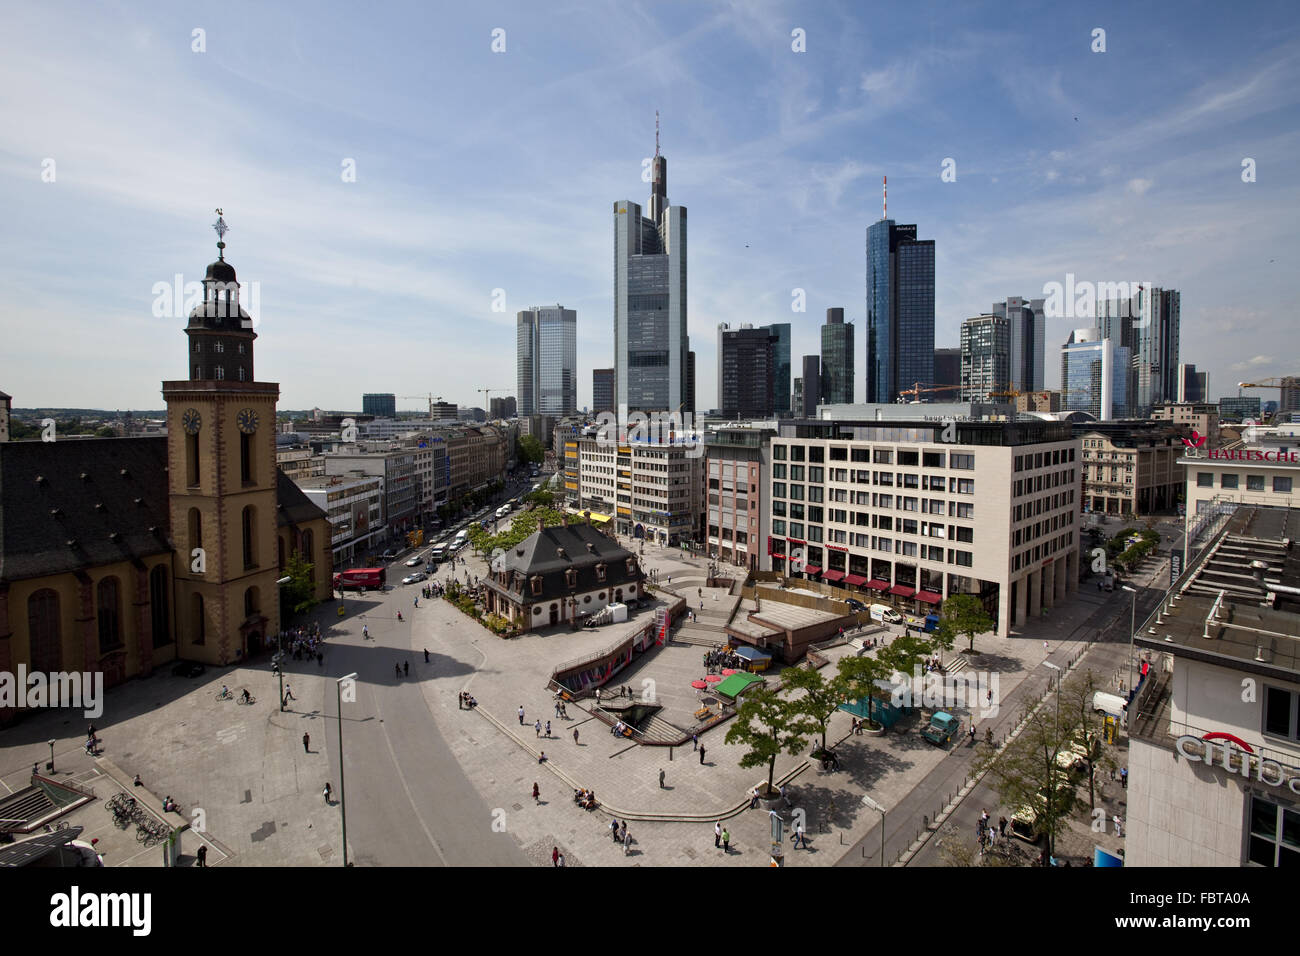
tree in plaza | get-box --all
[875,631,933,711]
[782,665,850,751]
[518,434,545,464]
[935,593,994,654]
[524,488,556,509]
[281,550,319,615]
[976,699,1080,860]
[1060,669,1116,812]
[724,685,816,795]
[835,652,893,732]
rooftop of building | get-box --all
[295,474,382,490]
[778,415,1074,446]
[1134,505,1300,681]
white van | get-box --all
[1092,691,1128,725]
[869,603,904,625]
[452,530,469,550]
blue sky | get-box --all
[2,0,1299,413]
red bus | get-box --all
[332,568,386,591]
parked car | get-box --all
[921,711,962,746]
[380,550,398,562]
[844,598,868,613]
[172,660,205,678]
[401,571,428,585]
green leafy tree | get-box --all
[936,593,994,654]
[1061,670,1116,811]
[724,685,816,794]
[524,488,556,509]
[518,434,545,464]
[977,702,1079,858]
[281,550,319,615]
[835,652,894,731]
[782,665,849,751]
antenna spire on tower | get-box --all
[883,176,887,220]
[655,110,660,157]
[213,208,229,259]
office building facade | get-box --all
[990,297,1045,394]
[1220,396,1262,422]
[866,219,935,403]
[614,149,688,414]
[960,314,1010,403]
[799,355,821,418]
[717,323,777,418]
[1177,363,1209,404]
[592,368,614,415]
[820,308,855,406]
[932,348,961,402]
[1097,288,1180,416]
[362,393,396,419]
[517,305,577,417]
[770,323,791,415]
[1061,329,1130,419]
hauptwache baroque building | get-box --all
[0,232,332,724]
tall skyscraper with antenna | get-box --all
[613,114,689,415]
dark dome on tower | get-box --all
[205,258,237,283]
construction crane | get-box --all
[477,387,511,418]
[1237,378,1291,390]
[397,394,444,419]
[896,382,959,402]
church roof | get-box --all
[503,522,633,576]
[0,437,173,584]
[0,436,327,584]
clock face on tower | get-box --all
[182,408,202,435]
[236,408,260,434]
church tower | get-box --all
[162,212,280,664]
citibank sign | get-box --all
[1206,449,1299,463]
[1175,733,1300,794]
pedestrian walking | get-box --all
[610,820,620,843]
[545,720,551,738]
[1120,767,1128,789]
[363,625,369,640]
[659,768,666,789]
[535,719,542,738]
[404,660,409,677]
[999,816,1008,838]
[749,787,760,809]
[1043,640,1049,653]
[395,663,401,679]
[699,745,706,765]
[573,728,579,745]
[196,845,207,867]
[969,724,977,745]
[323,782,331,802]
[987,688,993,705]
[284,684,296,702]
[622,826,631,855]
[714,821,722,848]
[532,782,540,803]
[302,732,310,753]
[518,705,525,725]
[1113,815,1123,837]
[424,648,430,663]
[793,822,805,849]
[552,846,559,867]
[692,733,699,752]
[722,827,730,852]
[557,853,565,867]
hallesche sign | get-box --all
[1175,734,1300,794]
[1205,448,1299,463]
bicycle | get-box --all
[237,694,257,705]
[215,688,234,701]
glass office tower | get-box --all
[866,219,935,403]
[820,308,855,405]
[1061,328,1129,420]
[517,305,577,416]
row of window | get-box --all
[1011,531,1073,571]
[1015,448,1076,470]
[192,366,248,381]
[1013,491,1075,522]
[193,341,246,354]
[1014,470,1075,497]
[773,444,978,469]
[1196,472,1294,493]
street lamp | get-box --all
[1121,585,1138,696]
[861,793,886,867]
[335,672,358,867]
[47,739,56,772]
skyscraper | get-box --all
[820,308,855,405]
[960,314,1010,403]
[1177,363,1209,404]
[799,355,821,417]
[932,348,961,401]
[1097,287,1179,416]
[769,323,791,415]
[990,297,1045,393]
[1061,329,1129,420]
[1278,376,1300,417]
[866,218,935,403]
[614,132,688,415]
[516,305,577,417]
[717,324,776,418]
[592,368,614,415]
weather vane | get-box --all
[213,208,228,258]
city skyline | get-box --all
[3,2,1298,415]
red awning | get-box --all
[915,590,943,605]
[771,553,786,561]
[822,569,846,582]
[843,573,868,587]
[866,578,891,591]
[803,565,822,575]
[889,585,916,598]
[786,538,806,546]
[827,545,848,552]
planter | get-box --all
[860,721,886,737]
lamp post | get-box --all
[335,672,357,867]
[47,739,56,772]
[276,575,292,710]
[1121,585,1138,696]
[861,793,886,867]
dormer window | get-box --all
[595,563,607,583]
[565,568,577,589]
[625,558,637,576]
[530,576,542,596]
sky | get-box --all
[2,0,1299,415]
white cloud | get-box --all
[1127,178,1153,195]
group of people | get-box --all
[977,809,1008,851]
[85,725,101,755]
[607,818,631,853]
[573,788,598,810]
[420,583,445,600]
[923,655,945,674]
[703,645,744,673]
[610,720,629,737]
[277,623,324,662]
[458,692,479,709]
